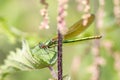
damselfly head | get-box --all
[39,43,48,49]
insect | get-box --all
[0,14,101,79]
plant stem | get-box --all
[57,30,63,80]
[92,0,102,80]
[48,66,57,79]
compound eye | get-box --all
[39,43,47,48]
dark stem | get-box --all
[57,30,63,80]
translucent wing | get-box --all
[52,14,95,40]
[64,14,95,39]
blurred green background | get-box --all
[0,0,120,80]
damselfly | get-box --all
[0,14,101,79]
[39,14,101,49]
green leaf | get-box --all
[0,40,57,79]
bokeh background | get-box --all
[0,0,120,80]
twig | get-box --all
[48,66,57,79]
[57,0,68,80]
[57,30,63,80]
